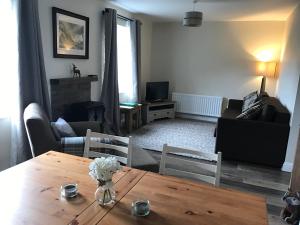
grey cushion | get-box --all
[53,118,76,137]
[242,91,258,112]
[237,103,264,120]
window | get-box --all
[117,17,136,103]
[0,0,19,118]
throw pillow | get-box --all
[247,99,263,110]
[237,103,264,120]
[53,118,77,137]
[242,91,258,112]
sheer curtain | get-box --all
[130,20,142,103]
[117,18,136,103]
[117,18,141,104]
[0,0,19,165]
[0,0,51,165]
[0,0,19,119]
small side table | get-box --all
[120,104,142,133]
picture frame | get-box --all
[52,7,89,59]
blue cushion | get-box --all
[53,118,76,137]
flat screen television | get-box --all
[146,82,169,102]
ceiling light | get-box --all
[183,0,203,27]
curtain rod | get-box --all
[117,14,133,22]
[103,9,141,24]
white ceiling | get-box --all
[109,0,300,22]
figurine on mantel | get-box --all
[72,64,81,78]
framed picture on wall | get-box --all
[52,7,89,59]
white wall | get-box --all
[150,21,285,100]
[277,5,300,172]
[0,119,11,171]
[38,0,152,101]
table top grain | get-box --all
[0,151,268,225]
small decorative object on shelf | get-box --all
[89,157,122,206]
[60,183,78,198]
[132,200,151,217]
[72,64,81,78]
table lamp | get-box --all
[256,61,277,93]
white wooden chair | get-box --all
[84,129,133,167]
[159,144,222,186]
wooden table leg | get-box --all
[138,108,142,127]
[128,111,133,133]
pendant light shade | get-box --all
[183,11,203,27]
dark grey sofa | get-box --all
[215,96,290,167]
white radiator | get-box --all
[172,93,224,117]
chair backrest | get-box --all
[159,144,222,186]
[23,103,61,157]
[84,129,133,167]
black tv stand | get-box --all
[142,101,176,123]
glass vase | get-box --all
[95,180,115,205]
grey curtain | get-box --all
[130,20,142,102]
[11,0,51,165]
[101,8,121,135]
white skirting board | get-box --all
[282,162,293,172]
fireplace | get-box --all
[50,75,104,126]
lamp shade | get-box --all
[256,61,277,78]
[183,11,203,27]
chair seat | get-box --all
[131,146,158,171]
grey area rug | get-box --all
[131,118,216,154]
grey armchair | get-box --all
[23,103,101,157]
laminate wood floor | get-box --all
[144,149,291,225]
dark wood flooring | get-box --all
[144,149,291,225]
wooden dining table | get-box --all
[0,151,268,225]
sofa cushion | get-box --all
[53,118,77,137]
[242,91,258,112]
[237,103,264,120]
[256,91,269,102]
[222,109,241,119]
[262,97,290,124]
[259,104,276,122]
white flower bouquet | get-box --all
[89,157,122,184]
[89,157,122,205]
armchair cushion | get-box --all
[53,118,76,137]
[68,121,101,136]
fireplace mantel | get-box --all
[50,75,98,85]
